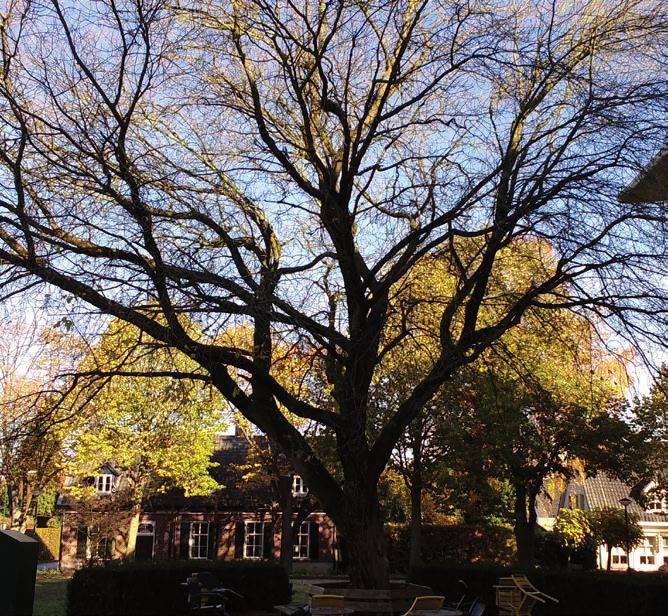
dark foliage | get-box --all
[409,563,668,616]
[67,560,291,616]
[386,524,515,572]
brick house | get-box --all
[57,434,337,571]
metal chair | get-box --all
[494,575,558,616]
[185,577,227,615]
[467,599,487,616]
[184,576,244,616]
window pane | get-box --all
[244,522,264,559]
[190,522,209,559]
[293,522,309,559]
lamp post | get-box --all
[619,497,633,573]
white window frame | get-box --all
[293,522,310,560]
[639,535,658,566]
[95,474,114,494]
[189,522,209,559]
[646,496,667,513]
[292,475,308,496]
[244,521,265,559]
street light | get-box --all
[619,497,633,573]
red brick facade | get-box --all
[59,509,336,571]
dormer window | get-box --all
[646,496,668,513]
[292,475,308,496]
[95,474,114,494]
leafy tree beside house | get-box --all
[436,313,646,568]
[588,507,644,571]
[64,319,222,559]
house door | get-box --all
[135,522,154,560]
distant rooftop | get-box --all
[619,147,668,203]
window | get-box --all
[612,553,627,564]
[292,475,308,496]
[639,535,657,566]
[95,474,114,494]
[190,522,209,559]
[575,493,585,509]
[293,522,310,560]
[646,496,667,513]
[244,521,265,559]
[92,537,113,561]
[138,523,154,535]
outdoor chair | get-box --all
[184,576,228,616]
[467,599,487,616]
[494,575,558,616]
[401,595,445,616]
[510,575,558,606]
[444,580,469,611]
[195,571,223,591]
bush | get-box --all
[67,560,292,616]
[534,528,596,570]
[386,523,515,571]
[26,527,61,562]
[408,562,668,616]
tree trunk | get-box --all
[513,483,536,568]
[279,476,293,574]
[125,506,141,560]
[408,485,422,569]
[336,494,389,589]
[9,482,31,532]
[408,429,423,569]
[607,545,612,571]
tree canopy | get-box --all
[0,0,665,586]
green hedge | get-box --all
[67,560,291,616]
[27,527,61,562]
[408,562,668,616]
[386,524,515,571]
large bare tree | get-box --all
[0,0,666,586]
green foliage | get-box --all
[66,560,291,616]
[385,523,515,571]
[65,319,224,506]
[35,486,58,517]
[534,527,596,570]
[27,527,61,562]
[553,508,591,550]
[631,365,668,487]
[588,507,644,553]
[409,563,668,616]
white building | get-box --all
[537,474,668,571]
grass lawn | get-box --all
[34,571,69,616]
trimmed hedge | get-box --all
[27,527,61,562]
[67,560,292,616]
[386,524,515,571]
[408,562,668,616]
